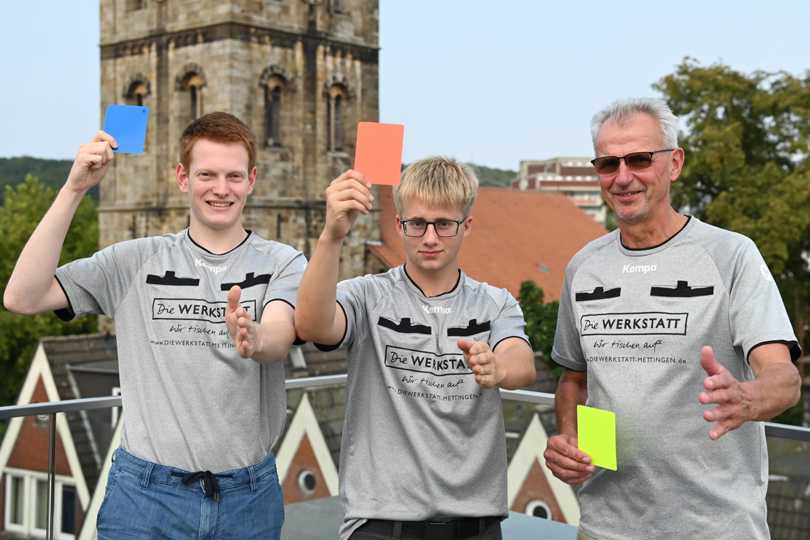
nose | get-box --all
[614,158,635,187]
[212,175,229,196]
[422,223,440,244]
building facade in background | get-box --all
[99,0,381,278]
[512,157,605,225]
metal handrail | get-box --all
[0,374,808,540]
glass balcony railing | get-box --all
[1,374,808,540]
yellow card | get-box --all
[577,405,617,471]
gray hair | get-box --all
[591,98,679,151]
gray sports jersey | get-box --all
[327,266,529,539]
[553,217,800,540]
[55,230,305,473]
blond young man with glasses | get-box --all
[544,98,801,540]
[295,157,536,540]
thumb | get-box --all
[457,339,473,354]
[227,285,241,313]
[700,346,722,376]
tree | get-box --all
[518,280,560,377]
[0,176,99,410]
[655,58,810,359]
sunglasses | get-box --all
[590,149,674,175]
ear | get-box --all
[669,147,685,182]
[176,163,190,193]
[247,167,257,194]
[396,215,405,238]
[462,216,473,238]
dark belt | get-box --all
[359,516,501,540]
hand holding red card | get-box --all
[353,122,404,185]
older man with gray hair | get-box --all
[544,98,801,540]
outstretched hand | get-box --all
[699,346,754,440]
[225,286,262,358]
[458,339,504,388]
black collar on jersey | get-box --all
[187,229,252,256]
[403,265,461,298]
[620,215,691,251]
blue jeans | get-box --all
[97,448,284,540]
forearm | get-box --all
[742,362,802,421]
[555,371,588,437]
[294,233,343,342]
[252,319,296,362]
[495,343,536,389]
[4,186,85,313]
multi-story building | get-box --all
[512,157,606,225]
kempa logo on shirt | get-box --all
[581,311,688,336]
[622,263,657,274]
[422,305,452,315]
[384,345,472,377]
[152,298,256,323]
[194,257,227,274]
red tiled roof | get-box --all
[371,186,606,301]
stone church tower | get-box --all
[99,0,380,277]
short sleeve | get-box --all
[489,290,530,351]
[262,250,307,311]
[728,239,801,362]
[551,266,586,371]
[317,275,369,351]
[54,240,145,320]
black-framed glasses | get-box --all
[590,149,674,175]
[400,218,465,237]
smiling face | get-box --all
[595,112,684,226]
[176,138,256,236]
[397,197,471,274]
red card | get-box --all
[354,122,405,185]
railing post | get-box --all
[47,413,56,540]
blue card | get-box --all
[103,104,149,154]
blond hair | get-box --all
[393,157,479,216]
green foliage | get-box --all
[655,58,810,354]
[0,157,100,203]
[465,163,517,187]
[0,176,98,407]
[518,280,560,378]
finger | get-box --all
[703,404,733,423]
[94,130,119,148]
[544,449,594,473]
[330,176,372,195]
[549,436,592,464]
[457,339,473,353]
[709,422,731,441]
[545,461,593,484]
[329,187,373,209]
[699,388,731,405]
[704,369,734,391]
[227,286,241,312]
[700,346,723,377]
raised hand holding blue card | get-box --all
[103,104,149,154]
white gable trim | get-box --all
[507,414,580,525]
[275,393,338,495]
[0,343,91,509]
[77,419,122,540]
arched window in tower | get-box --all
[327,84,348,152]
[188,75,204,120]
[177,66,207,125]
[264,77,284,146]
[125,81,149,107]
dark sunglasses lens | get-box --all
[593,157,619,174]
[625,153,653,170]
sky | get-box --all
[1,1,808,170]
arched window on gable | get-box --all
[264,77,284,147]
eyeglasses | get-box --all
[400,218,465,237]
[590,149,674,175]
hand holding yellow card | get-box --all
[577,405,617,471]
